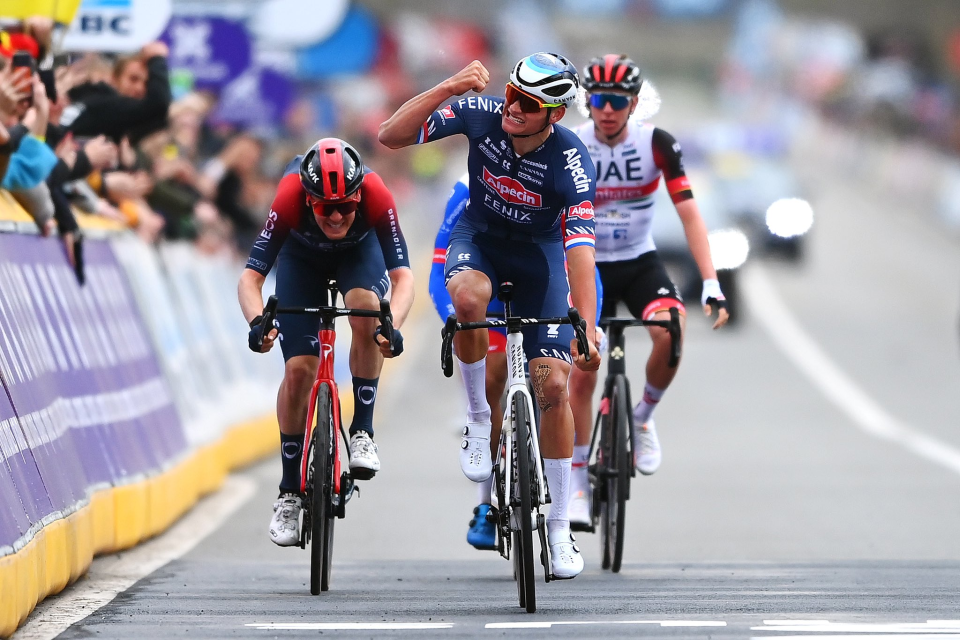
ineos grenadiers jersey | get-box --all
[572,120,693,262]
[245,156,409,276]
[418,96,596,250]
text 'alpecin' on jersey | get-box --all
[418,95,597,250]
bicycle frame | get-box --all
[500,327,548,526]
[300,315,342,497]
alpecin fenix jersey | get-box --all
[572,120,693,262]
[418,95,596,252]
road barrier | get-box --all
[0,196,282,637]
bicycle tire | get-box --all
[609,375,630,573]
[310,383,335,594]
[599,385,613,570]
[513,395,536,613]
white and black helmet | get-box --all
[509,52,580,107]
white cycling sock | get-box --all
[633,382,665,427]
[571,444,590,493]
[544,458,571,535]
[458,358,491,424]
[477,473,494,505]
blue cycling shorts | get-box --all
[444,226,574,364]
[274,234,390,361]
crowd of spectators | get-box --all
[720,0,960,156]
[0,14,287,284]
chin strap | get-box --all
[511,108,554,139]
[595,121,628,143]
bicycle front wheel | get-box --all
[608,375,630,573]
[513,394,537,613]
[310,383,336,594]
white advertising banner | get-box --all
[62,0,173,52]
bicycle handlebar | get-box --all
[598,307,682,368]
[440,307,591,378]
[260,294,393,341]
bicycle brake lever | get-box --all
[567,308,590,362]
[668,306,681,368]
[441,314,457,377]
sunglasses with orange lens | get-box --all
[505,83,559,114]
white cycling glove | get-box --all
[701,278,727,309]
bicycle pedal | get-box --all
[569,521,593,533]
[349,468,376,481]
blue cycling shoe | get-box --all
[467,504,497,550]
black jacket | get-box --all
[62,56,171,145]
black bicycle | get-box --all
[257,283,395,594]
[583,308,681,573]
[441,283,591,613]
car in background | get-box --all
[711,153,814,262]
[649,168,749,325]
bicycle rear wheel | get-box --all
[608,376,630,573]
[310,383,336,594]
[512,395,536,613]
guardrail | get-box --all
[0,193,282,637]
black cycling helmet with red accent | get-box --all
[582,54,643,94]
[299,137,364,202]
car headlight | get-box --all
[765,198,814,238]
[708,229,750,270]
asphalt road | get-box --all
[17,83,960,639]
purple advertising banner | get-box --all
[0,387,34,549]
[161,16,252,94]
[0,235,187,519]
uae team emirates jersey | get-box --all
[572,120,693,262]
[418,95,597,251]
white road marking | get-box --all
[12,476,257,640]
[485,620,727,629]
[753,636,960,639]
[754,620,960,633]
[246,623,454,630]
[743,266,960,477]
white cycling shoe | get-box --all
[634,418,662,475]
[269,493,302,547]
[460,422,492,482]
[349,431,380,479]
[568,489,592,532]
[548,529,584,579]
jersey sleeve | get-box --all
[244,172,300,275]
[652,128,694,203]
[417,96,504,144]
[558,136,598,253]
[363,172,410,271]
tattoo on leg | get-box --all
[534,363,553,412]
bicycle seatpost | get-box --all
[497,282,514,321]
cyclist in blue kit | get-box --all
[380,53,601,578]
[430,174,605,552]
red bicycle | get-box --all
[258,282,394,594]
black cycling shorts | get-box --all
[274,234,390,361]
[597,250,685,320]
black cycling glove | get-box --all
[374,325,404,356]
[248,315,276,353]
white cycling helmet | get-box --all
[509,52,580,107]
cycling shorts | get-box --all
[274,234,390,361]
[444,226,573,364]
[429,256,507,353]
[597,250,685,320]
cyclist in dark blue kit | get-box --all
[381,53,601,578]
[431,173,606,552]
[239,138,414,547]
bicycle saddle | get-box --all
[497,282,514,303]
